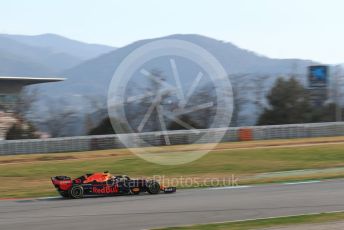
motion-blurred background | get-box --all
[1,0,344,147]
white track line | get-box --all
[208,185,253,190]
[283,180,321,185]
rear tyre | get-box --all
[59,191,70,198]
[147,181,160,194]
[69,185,84,199]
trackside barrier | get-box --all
[238,128,253,141]
[1,122,344,155]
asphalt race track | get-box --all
[1,180,344,230]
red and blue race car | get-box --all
[51,171,176,199]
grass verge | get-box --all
[1,136,344,198]
[153,212,344,230]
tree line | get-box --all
[5,75,343,139]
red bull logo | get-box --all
[92,186,118,194]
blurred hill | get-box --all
[40,34,316,99]
[0,33,116,75]
[2,33,322,135]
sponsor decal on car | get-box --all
[92,186,119,194]
[132,187,140,192]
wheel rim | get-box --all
[71,187,82,198]
[149,182,160,194]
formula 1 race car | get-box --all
[51,171,176,199]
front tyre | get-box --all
[147,181,160,194]
[69,185,84,199]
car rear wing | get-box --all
[52,176,71,181]
[51,176,73,191]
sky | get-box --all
[0,0,344,64]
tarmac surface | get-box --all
[1,179,344,230]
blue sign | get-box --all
[309,65,328,87]
[308,65,329,106]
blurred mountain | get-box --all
[0,33,116,75]
[43,34,316,96]
[31,34,319,135]
[1,33,115,61]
